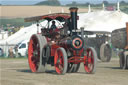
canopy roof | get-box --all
[24,13,70,22]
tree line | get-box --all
[35,0,128,6]
[35,0,61,6]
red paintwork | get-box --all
[49,39,85,64]
[46,34,85,64]
[68,56,85,64]
[72,38,83,49]
[73,48,83,56]
[84,48,94,73]
[41,13,70,20]
[106,6,115,11]
[25,13,79,22]
[28,35,40,72]
[48,41,95,73]
[25,13,71,22]
[51,44,60,56]
[27,7,96,74]
[68,48,84,64]
[54,48,64,74]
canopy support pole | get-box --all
[37,21,39,34]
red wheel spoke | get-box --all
[60,56,63,64]
[84,48,95,73]
[59,64,63,72]
[54,48,67,74]
[28,35,40,72]
[88,57,92,64]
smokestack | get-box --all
[69,7,78,31]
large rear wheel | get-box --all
[100,43,112,62]
[54,48,67,75]
[84,47,97,74]
[28,34,47,72]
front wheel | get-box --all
[54,48,67,75]
[84,47,97,74]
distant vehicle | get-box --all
[13,40,29,57]
[106,6,115,11]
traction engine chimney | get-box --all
[69,7,78,31]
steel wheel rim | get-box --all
[54,49,64,74]
[28,35,40,72]
[84,48,94,73]
[104,45,111,59]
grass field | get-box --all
[0,6,88,28]
[0,5,128,18]
[0,5,128,28]
[0,6,88,18]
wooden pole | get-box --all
[125,22,128,50]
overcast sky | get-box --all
[0,0,128,5]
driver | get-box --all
[50,21,57,30]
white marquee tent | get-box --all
[0,10,128,45]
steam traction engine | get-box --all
[111,22,128,69]
[25,7,97,74]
